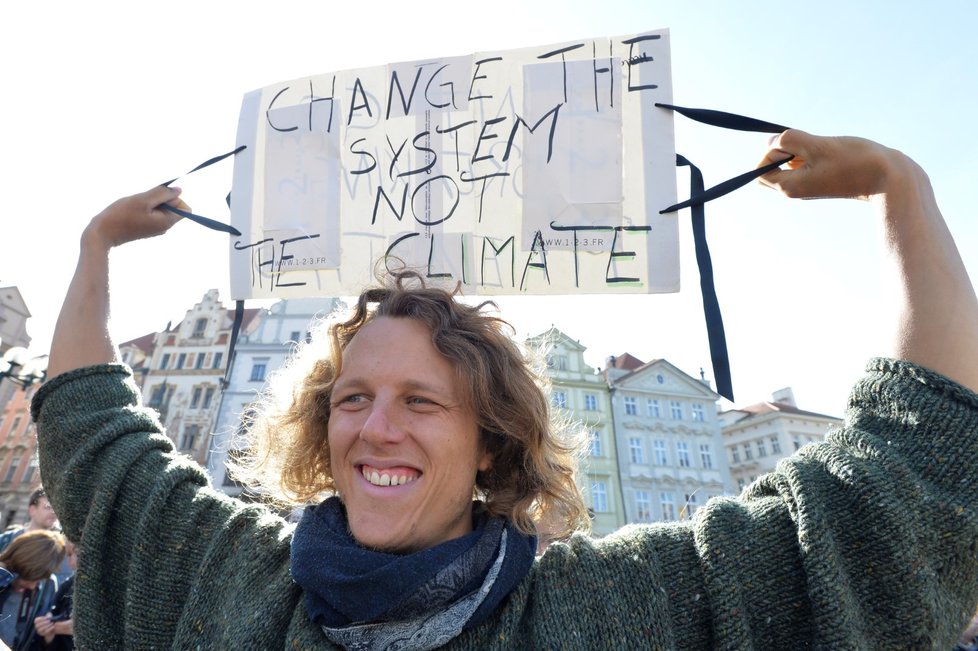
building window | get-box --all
[202,388,216,410]
[180,424,201,451]
[290,330,302,343]
[771,437,782,454]
[190,387,203,409]
[681,493,698,519]
[588,431,603,457]
[192,318,207,338]
[757,439,767,458]
[629,437,644,464]
[699,443,714,469]
[552,391,567,409]
[584,394,598,411]
[653,439,668,465]
[656,374,665,384]
[731,446,740,463]
[212,352,224,370]
[793,437,802,451]
[670,400,683,420]
[742,443,753,460]
[547,354,568,371]
[692,403,705,422]
[647,399,660,418]
[177,353,187,370]
[195,353,205,369]
[250,361,268,382]
[635,490,652,521]
[3,455,21,483]
[624,396,637,416]
[8,417,21,440]
[737,478,746,491]
[22,457,38,485]
[660,492,676,521]
[160,353,170,370]
[591,481,609,512]
[676,441,691,467]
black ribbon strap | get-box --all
[160,145,247,236]
[223,299,246,389]
[676,154,733,401]
[654,103,796,401]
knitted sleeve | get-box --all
[694,357,978,648]
[31,365,309,649]
[463,358,978,650]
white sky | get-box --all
[2,1,975,416]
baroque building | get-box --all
[606,354,731,523]
[527,328,626,537]
[140,290,261,467]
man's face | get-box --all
[327,317,492,553]
[28,497,57,530]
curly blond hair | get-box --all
[229,271,590,538]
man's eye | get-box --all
[408,396,434,405]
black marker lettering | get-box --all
[347,77,373,125]
[309,77,336,133]
[349,137,377,175]
[387,67,424,119]
[424,64,457,110]
[520,230,550,291]
[387,135,408,181]
[266,87,297,132]
[481,236,516,288]
[550,222,613,287]
[426,233,453,279]
[606,225,652,283]
[412,175,460,226]
[621,34,661,92]
[398,131,437,178]
[276,235,321,288]
[436,120,477,172]
[592,41,614,112]
[385,232,419,268]
[472,117,507,163]
[235,239,274,289]
[372,183,409,225]
[504,104,561,163]
[469,57,502,101]
[538,43,584,104]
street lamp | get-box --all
[0,338,48,389]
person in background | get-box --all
[29,539,76,651]
[0,490,71,588]
[31,129,978,648]
[0,531,65,651]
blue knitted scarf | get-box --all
[290,497,536,650]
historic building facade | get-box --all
[606,355,731,524]
[527,328,626,537]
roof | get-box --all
[119,332,156,354]
[724,401,841,422]
[609,352,646,371]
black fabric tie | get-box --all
[657,103,794,401]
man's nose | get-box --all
[359,399,407,445]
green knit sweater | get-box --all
[32,358,978,650]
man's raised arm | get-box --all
[760,130,978,393]
[46,186,187,379]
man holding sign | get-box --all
[30,123,978,648]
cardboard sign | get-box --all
[229,29,677,299]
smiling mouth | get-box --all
[359,464,421,487]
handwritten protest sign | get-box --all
[229,29,677,299]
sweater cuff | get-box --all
[31,364,141,423]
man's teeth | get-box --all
[364,468,418,487]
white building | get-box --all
[606,354,730,523]
[720,387,843,492]
[526,328,625,537]
[208,297,342,497]
[141,289,261,467]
